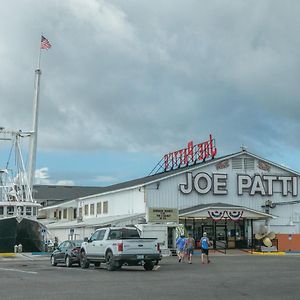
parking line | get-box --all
[0,268,37,274]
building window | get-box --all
[63,209,67,219]
[73,208,77,219]
[97,202,102,214]
[0,206,3,215]
[79,207,82,218]
[17,206,24,215]
[54,211,57,219]
[90,204,95,215]
[103,201,108,214]
[33,207,37,216]
[7,206,14,215]
[84,205,89,216]
[26,206,32,216]
[59,211,62,219]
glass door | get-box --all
[215,225,227,249]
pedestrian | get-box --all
[185,233,195,264]
[200,232,211,264]
[176,234,186,262]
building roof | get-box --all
[32,185,105,201]
[46,213,145,229]
[34,149,300,204]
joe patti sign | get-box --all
[163,134,217,171]
[179,172,298,196]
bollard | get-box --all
[14,245,18,253]
[18,244,22,253]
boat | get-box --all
[0,36,53,252]
[0,129,46,252]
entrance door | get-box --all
[215,225,227,249]
[202,224,227,250]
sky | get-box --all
[1,0,300,186]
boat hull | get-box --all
[0,217,45,252]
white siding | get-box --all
[78,187,145,220]
[145,154,300,233]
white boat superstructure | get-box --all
[0,129,45,252]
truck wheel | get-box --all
[94,262,101,268]
[106,251,116,271]
[80,251,90,269]
[65,255,72,268]
[144,261,154,271]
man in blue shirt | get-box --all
[200,232,211,264]
[176,234,186,262]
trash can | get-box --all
[18,244,22,253]
[14,245,18,253]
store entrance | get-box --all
[215,225,227,249]
[183,218,247,249]
[201,224,227,249]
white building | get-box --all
[40,149,300,252]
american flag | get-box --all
[40,35,52,50]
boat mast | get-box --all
[27,59,41,191]
[28,35,51,192]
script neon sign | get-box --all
[163,134,217,171]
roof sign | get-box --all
[149,134,217,175]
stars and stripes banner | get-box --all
[208,210,225,221]
[208,210,244,221]
[40,35,51,50]
[227,210,244,221]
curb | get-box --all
[250,251,285,255]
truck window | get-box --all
[97,230,106,240]
[122,229,140,239]
[108,231,119,240]
[111,228,140,239]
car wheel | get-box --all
[65,255,72,268]
[80,251,90,269]
[106,251,116,271]
[143,261,154,271]
[50,255,57,266]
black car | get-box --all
[50,240,83,267]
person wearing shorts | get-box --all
[185,233,195,264]
[176,234,186,262]
[200,232,211,264]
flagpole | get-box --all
[28,36,42,191]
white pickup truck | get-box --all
[80,226,161,271]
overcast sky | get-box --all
[1,0,300,186]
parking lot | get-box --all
[0,253,300,300]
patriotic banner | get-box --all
[208,210,225,221]
[227,210,244,221]
[208,210,244,221]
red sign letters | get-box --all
[163,134,217,171]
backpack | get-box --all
[201,237,209,249]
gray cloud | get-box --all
[1,0,300,171]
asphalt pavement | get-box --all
[0,252,299,300]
